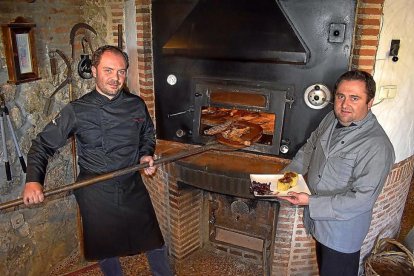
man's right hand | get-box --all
[23,182,45,205]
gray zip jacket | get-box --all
[284,110,395,253]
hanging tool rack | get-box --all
[0,94,26,181]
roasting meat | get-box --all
[203,120,233,135]
[221,125,251,146]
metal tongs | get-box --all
[0,95,26,181]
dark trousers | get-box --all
[316,241,360,276]
[98,245,172,276]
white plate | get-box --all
[250,174,311,197]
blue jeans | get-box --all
[98,245,172,276]
[146,244,173,276]
[98,257,122,276]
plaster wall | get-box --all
[372,0,414,163]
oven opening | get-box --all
[192,78,288,155]
[200,106,275,147]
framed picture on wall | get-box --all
[1,17,41,84]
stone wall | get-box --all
[0,1,110,275]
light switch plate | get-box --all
[387,85,397,98]
[379,85,397,100]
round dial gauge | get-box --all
[166,74,177,86]
[303,84,332,109]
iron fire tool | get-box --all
[0,142,237,210]
[0,96,27,181]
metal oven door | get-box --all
[192,77,291,155]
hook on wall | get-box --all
[390,39,400,62]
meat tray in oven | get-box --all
[192,77,292,155]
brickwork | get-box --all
[135,0,155,118]
[271,203,296,274]
[168,184,203,260]
[288,210,318,276]
[144,161,203,261]
[105,1,155,118]
[271,203,318,275]
[360,155,414,265]
[351,0,385,73]
[108,0,125,47]
[144,163,171,245]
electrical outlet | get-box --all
[378,85,397,100]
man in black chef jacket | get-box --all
[22,45,172,276]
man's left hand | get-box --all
[277,191,310,206]
[140,155,156,176]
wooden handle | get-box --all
[0,143,220,211]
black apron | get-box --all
[74,171,164,260]
[27,89,164,260]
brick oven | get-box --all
[125,0,414,275]
[148,0,358,275]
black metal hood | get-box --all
[162,0,310,64]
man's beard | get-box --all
[97,82,123,98]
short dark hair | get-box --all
[333,70,376,102]
[92,45,129,69]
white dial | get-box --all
[303,84,331,110]
[166,74,177,86]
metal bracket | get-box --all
[285,97,295,109]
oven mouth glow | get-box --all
[200,106,275,146]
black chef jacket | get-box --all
[26,89,164,260]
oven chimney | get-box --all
[162,0,309,64]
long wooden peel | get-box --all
[0,142,227,211]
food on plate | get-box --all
[277,176,292,191]
[283,171,298,187]
[277,171,299,191]
[250,181,272,195]
[250,172,310,197]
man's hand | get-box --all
[140,155,156,176]
[277,191,310,206]
[23,182,44,205]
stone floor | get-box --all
[50,247,262,276]
[53,254,152,276]
[174,248,262,276]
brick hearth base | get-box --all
[143,140,414,275]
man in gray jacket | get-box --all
[280,70,395,275]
